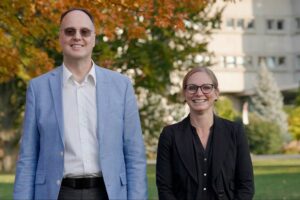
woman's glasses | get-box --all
[63,27,93,37]
[185,84,214,94]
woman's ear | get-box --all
[214,89,220,101]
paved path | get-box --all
[147,154,300,164]
[251,154,300,160]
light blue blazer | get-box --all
[13,65,148,200]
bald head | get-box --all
[60,8,94,25]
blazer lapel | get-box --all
[175,116,198,183]
[95,66,109,143]
[49,67,64,146]
[211,116,230,181]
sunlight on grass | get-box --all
[0,174,15,183]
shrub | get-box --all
[215,96,240,121]
[245,113,284,154]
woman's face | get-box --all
[184,72,219,115]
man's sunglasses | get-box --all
[63,27,93,37]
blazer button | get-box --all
[56,180,61,185]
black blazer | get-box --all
[156,115,254,200]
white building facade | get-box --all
[208,0,300,108]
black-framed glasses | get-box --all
[63,27,93,37]
[185,84,214,94]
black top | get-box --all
[191,123,217,200]
[156,115,255,200]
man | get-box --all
[14,8,148,200]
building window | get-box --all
[220,56,252,68]
[224,18,255,31]
[267,19,274,30]
[296,18,300,30]
[225,56,236,68]
[266,19,285,31]
[297,55,300,68]
[236,19,244,29]
[278,57,285,67]
[194,55,211,64]
[226,18,234,29]
[277,20,284,30]
[258,56,286,69]
[237,56,253,67]
[246,19,255,30]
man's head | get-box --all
[59,8,96,62]
[60,8,94,25]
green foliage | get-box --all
[215,96,240,121]
[295,89,300,106]
[245,113,283,154]
[92,4,223,151]
[288,106,300,141]
[0,0,223,160]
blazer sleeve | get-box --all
[14,81,39,200]
[156,128,177,200]
[123,78,148,200]
[234,122,255,200]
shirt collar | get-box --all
[62,61,96,86]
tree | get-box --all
[0,0,223,161]
[0,0,216,82]
[215,96,240,121]
[251,64,289,142]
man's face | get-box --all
[59,10,96,61]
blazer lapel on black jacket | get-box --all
[174,116,198,184]
[211,116,230,182]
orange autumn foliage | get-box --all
[0,0,208,82]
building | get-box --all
[207,0,300,109]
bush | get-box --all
[245,113,284,154]
[288,106,300,141]
[215,96,240,121]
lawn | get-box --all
[1,158,300,200]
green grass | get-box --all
[253,159,300,200]
[1,159,300,200]
[0,174,14,200]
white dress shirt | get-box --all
[62,63,101,178]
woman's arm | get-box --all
[234,123,255,200]
[156,128,177,200]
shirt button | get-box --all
[204,158,207,162]
[60,151,64,156]
[204,173,207,176]
[56,180,61,185]
[203,187,207,191]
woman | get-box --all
[156,67,254,200]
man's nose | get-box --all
[73,31,82,40]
